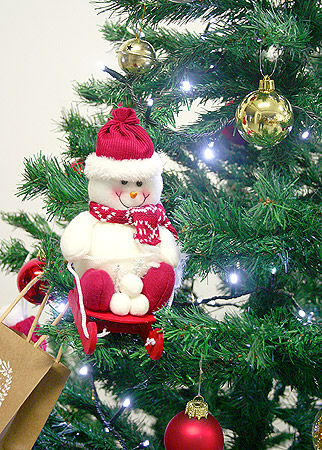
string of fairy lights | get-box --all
[77,364,150,450]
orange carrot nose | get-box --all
[130,191,138,199]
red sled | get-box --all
[68,288,164,360]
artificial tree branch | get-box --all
[102,65,231,141]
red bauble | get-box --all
[221,124,246,146]
[70,160,85,175]
[10,316,47,350]
[164,411,224,450]
[17,259,49,304]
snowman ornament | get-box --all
[61,107,181,318]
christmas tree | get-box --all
[1,1,322,449]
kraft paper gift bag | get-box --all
[0,276,70,450]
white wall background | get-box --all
[0,0,114,306]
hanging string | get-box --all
[136,1,147,43]
[198,353,203,396]
[67,262,89,339]
[259,41,278,78]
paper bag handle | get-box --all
[26,290,51,343]
[0,273,44,323]
[33,302,70,363]
[0,273,50,341]
[0,271,69,363]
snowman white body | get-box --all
[61,175,180,316]
[63,212,178,280]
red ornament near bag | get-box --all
[164,396,224,450]
[10,316,47,350]
[17,259,50,305]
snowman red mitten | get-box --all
[142,262,176,313]
[80,269,114,312]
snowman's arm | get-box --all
[60,211,97,262]
[159,227,181,268]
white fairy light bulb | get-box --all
[181,80,192,92]
[229,273,238,284]
[298,309,306,318]
[122,398,131,408]
[204,147,215,160]
[56,302,68,313]
[78,365,89,376]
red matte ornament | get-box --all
[221,124,246,146]
[164,411,224,450]
[17,259,49,304]
[70,160,85,175]
[10,316,47,350]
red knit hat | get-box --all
[84,107,163,181]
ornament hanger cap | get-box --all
[259,75,275,93]
[185,395,209,420]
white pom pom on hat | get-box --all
[84,107,163,182]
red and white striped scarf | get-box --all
[89,202,178,246]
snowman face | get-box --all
[88,175,163,210]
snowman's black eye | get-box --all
[136,181,143,187]
[121,180,128,185]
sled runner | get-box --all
[68,287,164,359]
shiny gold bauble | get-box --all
[117,38,156,74]
[235,75,293,147]
[312,410,322,450]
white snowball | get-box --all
[119,274,143,297]
[110,293,131,316]
[130,294,149,316]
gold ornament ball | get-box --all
[313,410,322,450]
[235,75,293,147]
[118,38,156,74]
